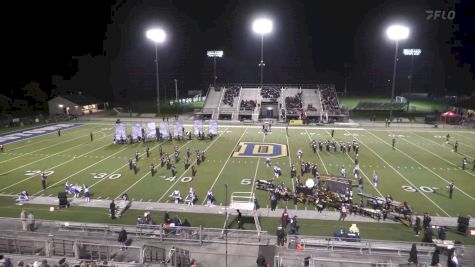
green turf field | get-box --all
[340,97,449,112]
[0,123,474,219]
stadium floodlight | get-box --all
[252,18,273,87]
[386,24,409,121]
[207,50,224,89]
[403,49,421,93]
[146,28,167,114]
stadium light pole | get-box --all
[207,50,224,89]
[252,18,273,87]
[146,28,166,114]
[386,25,409,122]
[403,49,421,93]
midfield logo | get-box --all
[233,142,288,158]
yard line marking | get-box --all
[112,138,195,200]
[283,129,298,191]
[0,126,103,164]
[0,125,94,152]
[202,128,248,204]
[0,143,82,176]
[86,140,167,190]
[156,127,230,202]
[30,141,132,196]
[304,129,328,174]
[0,134,112,192]
[250,131,266,193]
[0,128,110,174]
[367,130,475,202]
[412,132,474,164]
[355,131,450,216]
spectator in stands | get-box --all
[27,211,35,231]
[40,259,49,267]
[256,254,267,267]
[58,258,68,267]
[276,225,286,246]
[447,247,458,267]
[118,227,127,251]
[431,249,440,266]
[20,209,27,231]
[408,244,418,265]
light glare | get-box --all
[386,25,409,41]
[403,49,421,56]
[207,50,224,57]
[146,28,166,43]
[252,18,273,34]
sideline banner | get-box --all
[209,120,218,135]
[146,122,156,139]
[194,120,203,135]
[115,123,126,141]
[173,120,183,138]
[159,122,169,138]
[132,123,142,140]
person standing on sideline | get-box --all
[0,143,4,152]
[454,141,458,152]
[58,129,61,136]
[446,133,450,143]
[473,159,475,172]
[414,214,421,236]
[448,181,455,199]
[110,200,116,219]
[118,227,127,251]
[41,173,47,190]
[286,125,289,136]
[339,204,347,221]
[462,157,467,170]
[392,138,396,150]
[90,132,93,142]
[431,249,440,266]
[27,211,35,231]
[331,129,335,138]
[20,209,27,231]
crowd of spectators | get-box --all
[222,86,240,107]
[285,93,303,115]
[261,87,280,100]
[321,89,340,113]
[240,100,257,111]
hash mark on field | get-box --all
[97,196,102,199]
[105,197,109,200]
[48,194,52,197]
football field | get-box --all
[1,122,474,218]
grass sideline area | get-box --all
[1,197,473,244]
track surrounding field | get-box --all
[1,123,474,217]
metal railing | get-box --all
[0,217,269,246]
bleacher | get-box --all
[301,89,322,116]
[239,88,260,115]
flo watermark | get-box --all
[426,10,456,20]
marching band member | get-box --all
[83,185,90,202]
[170,190,182,204]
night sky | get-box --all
[3,0,474,103]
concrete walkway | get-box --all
[10,195,472,227]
